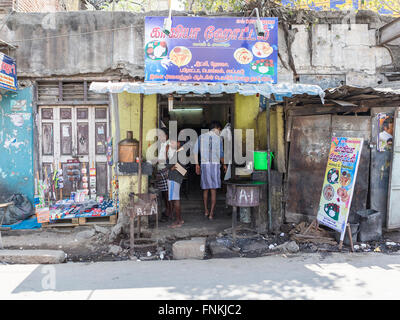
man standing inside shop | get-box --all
[194,121,227,220]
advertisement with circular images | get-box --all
[322,184,335,201]
[327,168,339,184]
[145,41,168,60]
[233,47,253,65]
[169,46,192,67]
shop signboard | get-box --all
[144,16,278,84]
[317,137,363,234]
[0,53,17,92]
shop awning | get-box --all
[89,82,325,102]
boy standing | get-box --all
[166,138,187,228]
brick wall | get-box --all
[16,0,63,12]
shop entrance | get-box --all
[157,93,234,227]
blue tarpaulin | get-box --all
[89,81,325,102]
[1,216,41,230]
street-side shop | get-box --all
[89,15,324,240]
[1,78,120,230]
[277,85,400,244]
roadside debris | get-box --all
[271,241,300,254]
[289,221,337,245]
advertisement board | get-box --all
[317,137,363,233]
[145,16,278,84]
[0,53,17,92]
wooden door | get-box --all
[38,106,109,198]
[285,115,371,223]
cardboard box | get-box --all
[36,207,50,224]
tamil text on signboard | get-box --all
[0,53,17,92]
[145,17,278,84]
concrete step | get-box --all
[0,250,67,264]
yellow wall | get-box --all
[234,94,285,172]
[114,93,157,213]
[117,92,158,157]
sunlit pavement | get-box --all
[1,252,400,300]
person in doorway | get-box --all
[156,127,171,221]
[194,121,227,220]
[166,137,187,228]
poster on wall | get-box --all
[0,53,17,92]
[377,113,394,152]
[144,16,278,84]
[317,137,363,234]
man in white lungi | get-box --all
[194,121,227,220]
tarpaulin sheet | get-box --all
[1,216,41,230]
[89,82,325,102]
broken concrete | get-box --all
[172,238,206,260]
[75,229,96,240]
[108,245,122,256]
[0,249,66,264]
[208,240,240,258]
[94,225,110,235]
[272,241,300,254]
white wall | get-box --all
[278,23,393,87]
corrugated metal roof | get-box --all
[89,81,325,102]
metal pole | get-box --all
[137,93,144,236]
[266,99,272,232]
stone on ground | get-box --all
[94,225,110,235]
[0,250,66,264]
[172,238,206,260]
[75,229,96,240]
[108,245,122,255]
[272,241,300,253]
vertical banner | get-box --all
[317,137,363,234]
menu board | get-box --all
[317,137,363,234]
[145,16,278,84]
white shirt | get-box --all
[157,140,170,170]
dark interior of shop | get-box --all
[156,93,234,228]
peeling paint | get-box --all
[3,136,25,149]
[8,114,25,127]
[0,168,7,179]
[0,87,34,202]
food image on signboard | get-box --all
[169,46,192,67]
[233,48,253,65]
[337,187,349,202]
[323,184,335,201]
[327,168,339,184]
[250,60,272,74]
[340,170,351,187]
[324,203,340,221]
[145,41,168,60]
[252,42,273,58]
